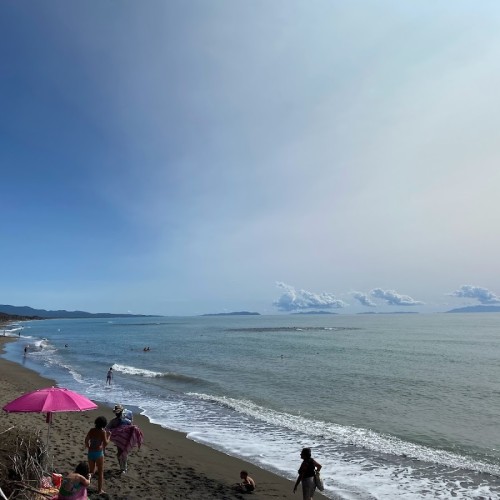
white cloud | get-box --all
[449,285,500,305]
[273,282,347,312]
[352,291,376,307]
[370,288,424,306]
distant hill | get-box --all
[0,305,150,319]
[0,311,42,322]
[291,310,338,315]
[201,311,260,316]
[357,311,419,315]
[446,305,500,313]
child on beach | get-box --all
[236,470,256,493]
[84,416,111,494]
[53,461,91,499]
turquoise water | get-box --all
[3,313,500,499]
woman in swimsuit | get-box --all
[55,461,91,499]
[84,416,110,494]
[293,447,322,500]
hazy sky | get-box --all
[2,1,500,316]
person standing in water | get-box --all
[106,367,113,385]
[293,447,322,500]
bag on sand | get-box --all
[314,471,324,491]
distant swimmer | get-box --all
[106,367,113,385]
[143,346,150,352]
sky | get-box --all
[1,1,500,316]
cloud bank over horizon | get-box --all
[370,288,424,306]
[351,292,376,307]
[449,285,500,305]
[273,282,347,312]
[273,284,428,311]
[272,283,500,313]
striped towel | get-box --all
[109,425,144,458]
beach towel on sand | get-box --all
[109,424,144,459]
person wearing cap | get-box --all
[106,404,132,472]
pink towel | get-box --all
[110,425,144,458]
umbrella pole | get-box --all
[45,412,53,470]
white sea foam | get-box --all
[113,363,164,377]
[189,392,500,476]
[112,363,202,383]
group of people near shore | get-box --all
[53,404,143,499]
[233,447,321,498]
[54,405,321,499]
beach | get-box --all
[4,314,500,498]
[0,335,328,500]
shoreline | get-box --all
[0,335,329,499]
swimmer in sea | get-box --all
[106,367,113,385]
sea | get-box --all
[2,313,500,499]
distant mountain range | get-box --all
[357,311,418,315]
[0,311,42,322]
[446,305,500,313]
[0,304,149,319]
[291,310,338,315]
[200,311,260,316]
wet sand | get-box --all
[0,335,328,499]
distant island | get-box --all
[0,304,150,319]
[200,311,260,316]
[291,311,338,315]
[446,305,500,313]
[357,311,419,315]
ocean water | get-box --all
[2,313,500,499]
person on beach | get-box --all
[106,404,132,472]
[84,416,110,494]
[236,470,256,493]
[53,461,91,500]
[293,447,322,500]
[24,345,28,355]
[106,367,113,385]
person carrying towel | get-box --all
[106,404,132,473]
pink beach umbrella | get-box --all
[3,387,97,457]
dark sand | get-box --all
[0,335,329,499]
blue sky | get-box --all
[2,1,500,316]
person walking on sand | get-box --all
[106,404,132,473]
[85,416,110,495]
[293,447,322,500]
[106,367,113,385]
